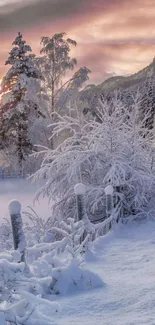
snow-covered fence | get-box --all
[8,200,26,262]
[92,184,122,238]
[94,204,121,238]
[0,167,28,179]
[73,183,121,241]
[6,183,121,264]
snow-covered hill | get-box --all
[55,220,155,325]
[83,57,155,93]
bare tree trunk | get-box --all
[51,43,55,113]
[51,79,55,113]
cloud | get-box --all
[73,43,155,83]
[0,0,95,30]
[0,0,132,30]
[0,0,155,84]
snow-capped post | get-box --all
[74,183,86,221]
[104,185,114,218]
[8,200,26,262]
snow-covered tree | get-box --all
[140,77,155,129]
[33,91,155,221]
[0,32,46,174]
[37,32,91,114]
[99,91,155,216]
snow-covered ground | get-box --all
[0,179,51,221]
[53,220,155,325]
[0,179,155,324]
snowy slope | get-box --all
[83,57,155,93]
[54,220,155,325]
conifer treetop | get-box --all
[1,32,40,94]
[5,32,32,66]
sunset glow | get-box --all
[0,0,155,84]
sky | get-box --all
[0,0,155,84]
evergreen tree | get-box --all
[140,77,155,130]
[0,32,44,174]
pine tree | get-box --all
[0,32,44,174]
[140,77,155,130]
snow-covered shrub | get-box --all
[33,107,106,221]
[33,92,155,222]
[0,225,103,315]
[0,219,13,251]
[0,255,103,323]
[51,216,95,258]
[23,206,57,245]
[0,249,62,324]
[27,237,68,266]
[0,209,103,324]
[0,250,25,303]
[0,285,61,325]
[0,203,61,253]
[49,258,104,295]
[25,216,102,296]
[25,216,94,268]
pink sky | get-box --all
[0,0,155,84]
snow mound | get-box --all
[50,258,104,295]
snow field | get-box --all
[55,220,155,325]
[0,179,51,221]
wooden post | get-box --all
[104,185,114,218]
[8,200,26,262]
[74,183,86,221]
[74,183,86,243]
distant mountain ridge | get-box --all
[84,57,155,93]
[80,57,155,130]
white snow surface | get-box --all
[52,220,155,325]
[1,179,155,324]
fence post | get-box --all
[74,183,87,243]
[8,200,26,262]
[104,185,114,218]
[74,183,86,221]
